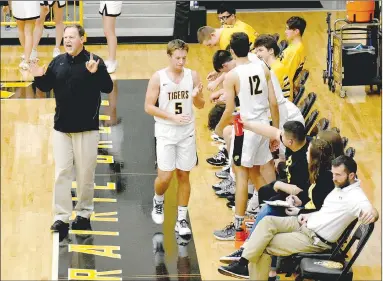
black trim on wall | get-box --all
[202,1,323,9]
[0,36,174,46]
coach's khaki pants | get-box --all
[242,216,331,280]
[53,130,99,223]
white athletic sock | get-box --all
[154,193,164,203]
[234,215,245,230]
[177,206,188,221]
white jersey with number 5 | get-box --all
[233,62,269,121]
[155,68,194,126]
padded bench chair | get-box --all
[309,118,330,137]
[276,219,358,277]
[297,223,375,281]
[305,109,319,135]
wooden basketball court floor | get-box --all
[1,11,381,280]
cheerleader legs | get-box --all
[33,3,64,58]
[17,19,36,69]
[102,15,118,73]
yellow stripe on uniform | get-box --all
[69,230,119,236]
[101,100,109,106]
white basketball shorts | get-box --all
[155,122,197,172]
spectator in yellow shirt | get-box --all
[279,16,307,87]
[197,24,256,51]
[217,2,258,37]
[254,34,292,99]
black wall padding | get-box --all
[173,1,190,42]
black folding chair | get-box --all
[294,69,310,90]
[279,39,288,53]
[309,117,329,137]
[293,85,305,105]
[345,147,356,158]
[277,219,358,277]
[331,127,341,134]
[305,109,319,135]
[341,137,349,148]
[301,92,317,119]
[297,223,375,281]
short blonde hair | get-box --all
[197,26,215,44]
[167,39,189,56]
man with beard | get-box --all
[218,155,379,280]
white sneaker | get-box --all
[19,60,29,70]
[175,219,191,236]
[53,48,61,58]
[246,193,260,215]
[151,198,164,224]
[30,49,38,61]
[107,60,117,73]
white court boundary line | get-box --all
[51,232,59,281]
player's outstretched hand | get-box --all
[206,71,219,81]
[192,82,203,97]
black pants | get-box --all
[258,180,288,204]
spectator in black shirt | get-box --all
[29,24,113,241]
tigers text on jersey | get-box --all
[155,68,194,125]
[233,62,270,121]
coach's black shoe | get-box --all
[218,260,249,279]
[72,216,92,231]
[50,220,69,241]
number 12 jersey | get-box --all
[233,62,269,121]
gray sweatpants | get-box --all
[52,129,99,223]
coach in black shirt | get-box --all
[242,120,311,205]
[30,24,113,240]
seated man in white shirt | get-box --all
[218,155,379,280]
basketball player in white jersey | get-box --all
[215,32,279,233]
[144,39,205,236]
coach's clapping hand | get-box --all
[172,114,191,124]
[86,53,100,73]
[29,61,46,77]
